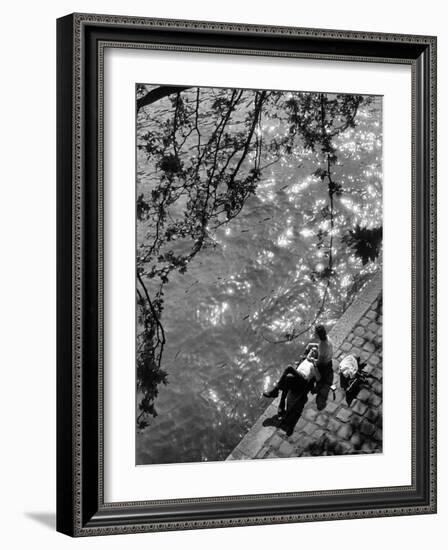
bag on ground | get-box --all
[339,354,358,379]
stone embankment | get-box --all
[227,272,382,460]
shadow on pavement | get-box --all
[262,362,335,437]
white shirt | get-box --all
[296,359,318,382]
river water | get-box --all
[136,95,382,465]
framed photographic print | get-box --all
[56,13,437,536]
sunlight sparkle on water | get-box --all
[300,228,313,238]
[270,317,291,332]
[277,226,294,248]
[264,376,272,391]
[256,250,275,265]
[289,175,317,195]
[197,301,229,326]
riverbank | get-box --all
[227,272,382,460]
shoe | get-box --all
[285,425,294,437]
[263,387,279,399]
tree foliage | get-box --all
[342,225,383,265]
[135,85,375,429]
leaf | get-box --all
[343,225,383,264]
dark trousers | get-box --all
[276,366,310,410]
[276,361,333,410]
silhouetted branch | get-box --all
[137,85,190,112]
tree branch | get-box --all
[137,86,191,112]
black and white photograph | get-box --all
[135,84,383,465]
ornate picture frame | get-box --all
[57,13,437,536]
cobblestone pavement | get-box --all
[227,274,382,460]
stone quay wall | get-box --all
[227,272,382,461]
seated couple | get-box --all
[263,324,333,419]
